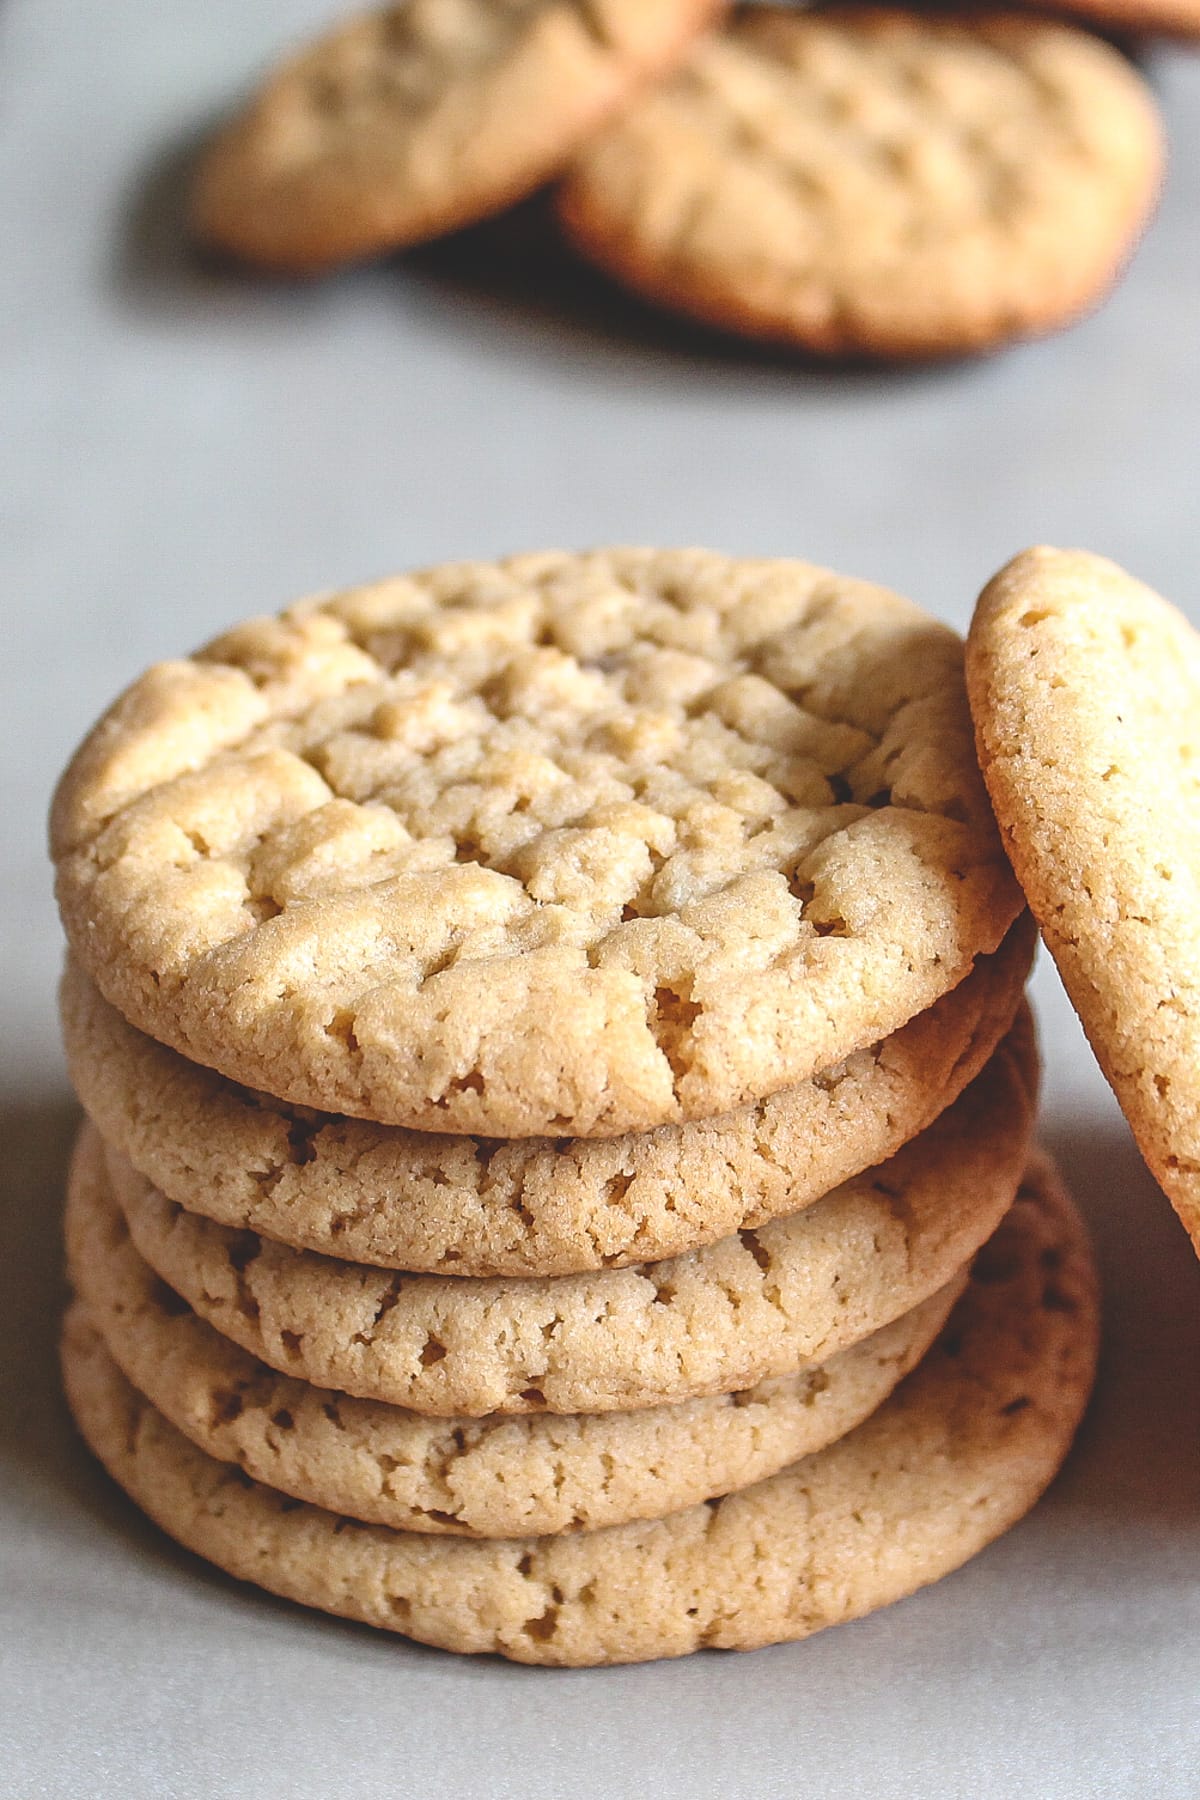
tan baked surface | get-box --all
[192,0,725,273]
[51,550,1021,1137]
[557,8,1164,358]
[67,1167,960,1536]
[63,1154,1098,1666]
[968,547,1200,1253]
[1024,0,1200,39]
[60,918,1033,1276]
[90,1011,1036,1415]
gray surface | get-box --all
[3,3,1200,1794]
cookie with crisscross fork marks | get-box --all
[557,8,1163,357]
[51,549,1021,1137]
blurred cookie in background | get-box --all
[192,0,727,273]
[557,7,1165,359]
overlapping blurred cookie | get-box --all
[63,1155,1098,1666]
[51,550,1021,1138]
[192,0,725,273]
[968,547,1200,1254]
[84,1009,1036,1415]
[557,8,1164,358]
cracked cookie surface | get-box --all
[60,917,1032,1276]
[557,8,1163,358]
[51,550,1021,1136]
[63,1153,1097,1666]
[968,547,1200,1254]
[87,1009,1036,1415]
[191,0,725,273]
[67,1159,959,1536]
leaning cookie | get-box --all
[88,1010,1036,1416]
[60,917,1033,1276]
[50,550,1022,1139]
[968,548,1200,1255]
[63,1155,1098,1666]
[557,8,1164,359]
[67,1167,960,1536]
[192,0,725,273]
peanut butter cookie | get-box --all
[68,1156,959,1537]
[89,1009,1036,1415]
[60,916,1032,1275]
[51,550,1021,1136]
[193,0,725,273]
[63,1154,1096,1666]
[557,9,1163,357]
[968,547,1200,1254]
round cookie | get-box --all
[89,1011,1037,1415]
[192,0,726,274]
[60,916,1034,1276]
[50,550,1022,1138]
[63,1155,1098,1666]
[67,1170,960,1537]
[556,8,1164,360]
[968,547,1200,1253]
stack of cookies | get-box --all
[190,2,1167,360]
[52,548,1099,1666]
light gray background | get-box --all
[3,5,1200,1795]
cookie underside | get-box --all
[967,546,1200,1255]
